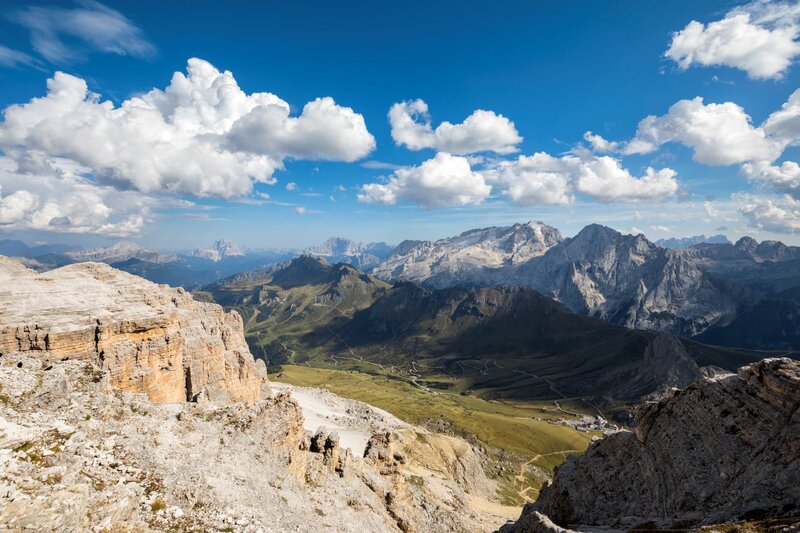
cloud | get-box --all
[388,99,522,155]
[0,58,375,199]
[285,182,298,191]
[735,192,800,233]
[763,88,800,144]
[358,152,492,207]
[583,131,621,153]
[666,0,800,79]
[591,93,800,167]
[0,155,153,236]
[9,0,156,64]
[623,97,782,165]
[573,156,680,202]
[295,206,307,215]
[742,160,800,198]
[704,200,721,218]
[360,160,401,170]
[481,153,574,205]
[359,151,678,208]
[484,152,678,204]
[226,96,375,161]
[0,45,42,69]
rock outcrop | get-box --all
[502,358,800,531]
[0,352,504,531]
[0,257,268,403]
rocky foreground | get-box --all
[502,358,800,532]
[0,257,507,531]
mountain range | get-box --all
[0,238,295,289]
[203,255,778,406]
[372,222,800,349]
[655,234,731,248]
[4,221,800,349]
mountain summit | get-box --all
[372,221,562,286]
[304,237,393,271]
[187,239,245,262]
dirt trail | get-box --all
[513,449,584,502]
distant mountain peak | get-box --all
[187,239,245,262]
[373,221,563,286]
[65,241,176,264]
[304,237,393,271]
[656,234,731,248]
[573,223,621,239]
[734,236,758,251]
[306,236,367,256]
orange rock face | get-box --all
[0,258,269,403]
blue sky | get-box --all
[1,0,800,249]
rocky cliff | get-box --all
[0,257,269,403]
[0,349,506,531]
[502,358,800,531]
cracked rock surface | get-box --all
[502,358,800,532]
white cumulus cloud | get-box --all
[623,97,782,165]
[763,88,800,144]
[574,156,680,202]
[358,152,492,208]
[481,153,574,205]
[589,91,800,169]
[226,96,375,161]
[0,58,375,199]
[742,160,800,198]
[0,156,153,236]
[666,0,800,79]
[735,192,800,233]
[484,153,679,204]
[360,151,679,208]
[388,99,522,155]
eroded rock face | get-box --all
[0,352,503,532]
[505,358,800,531]
[0,258,268,403]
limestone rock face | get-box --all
[0,258,268,403]
[0,353,503,532]
[504,358,800,531]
